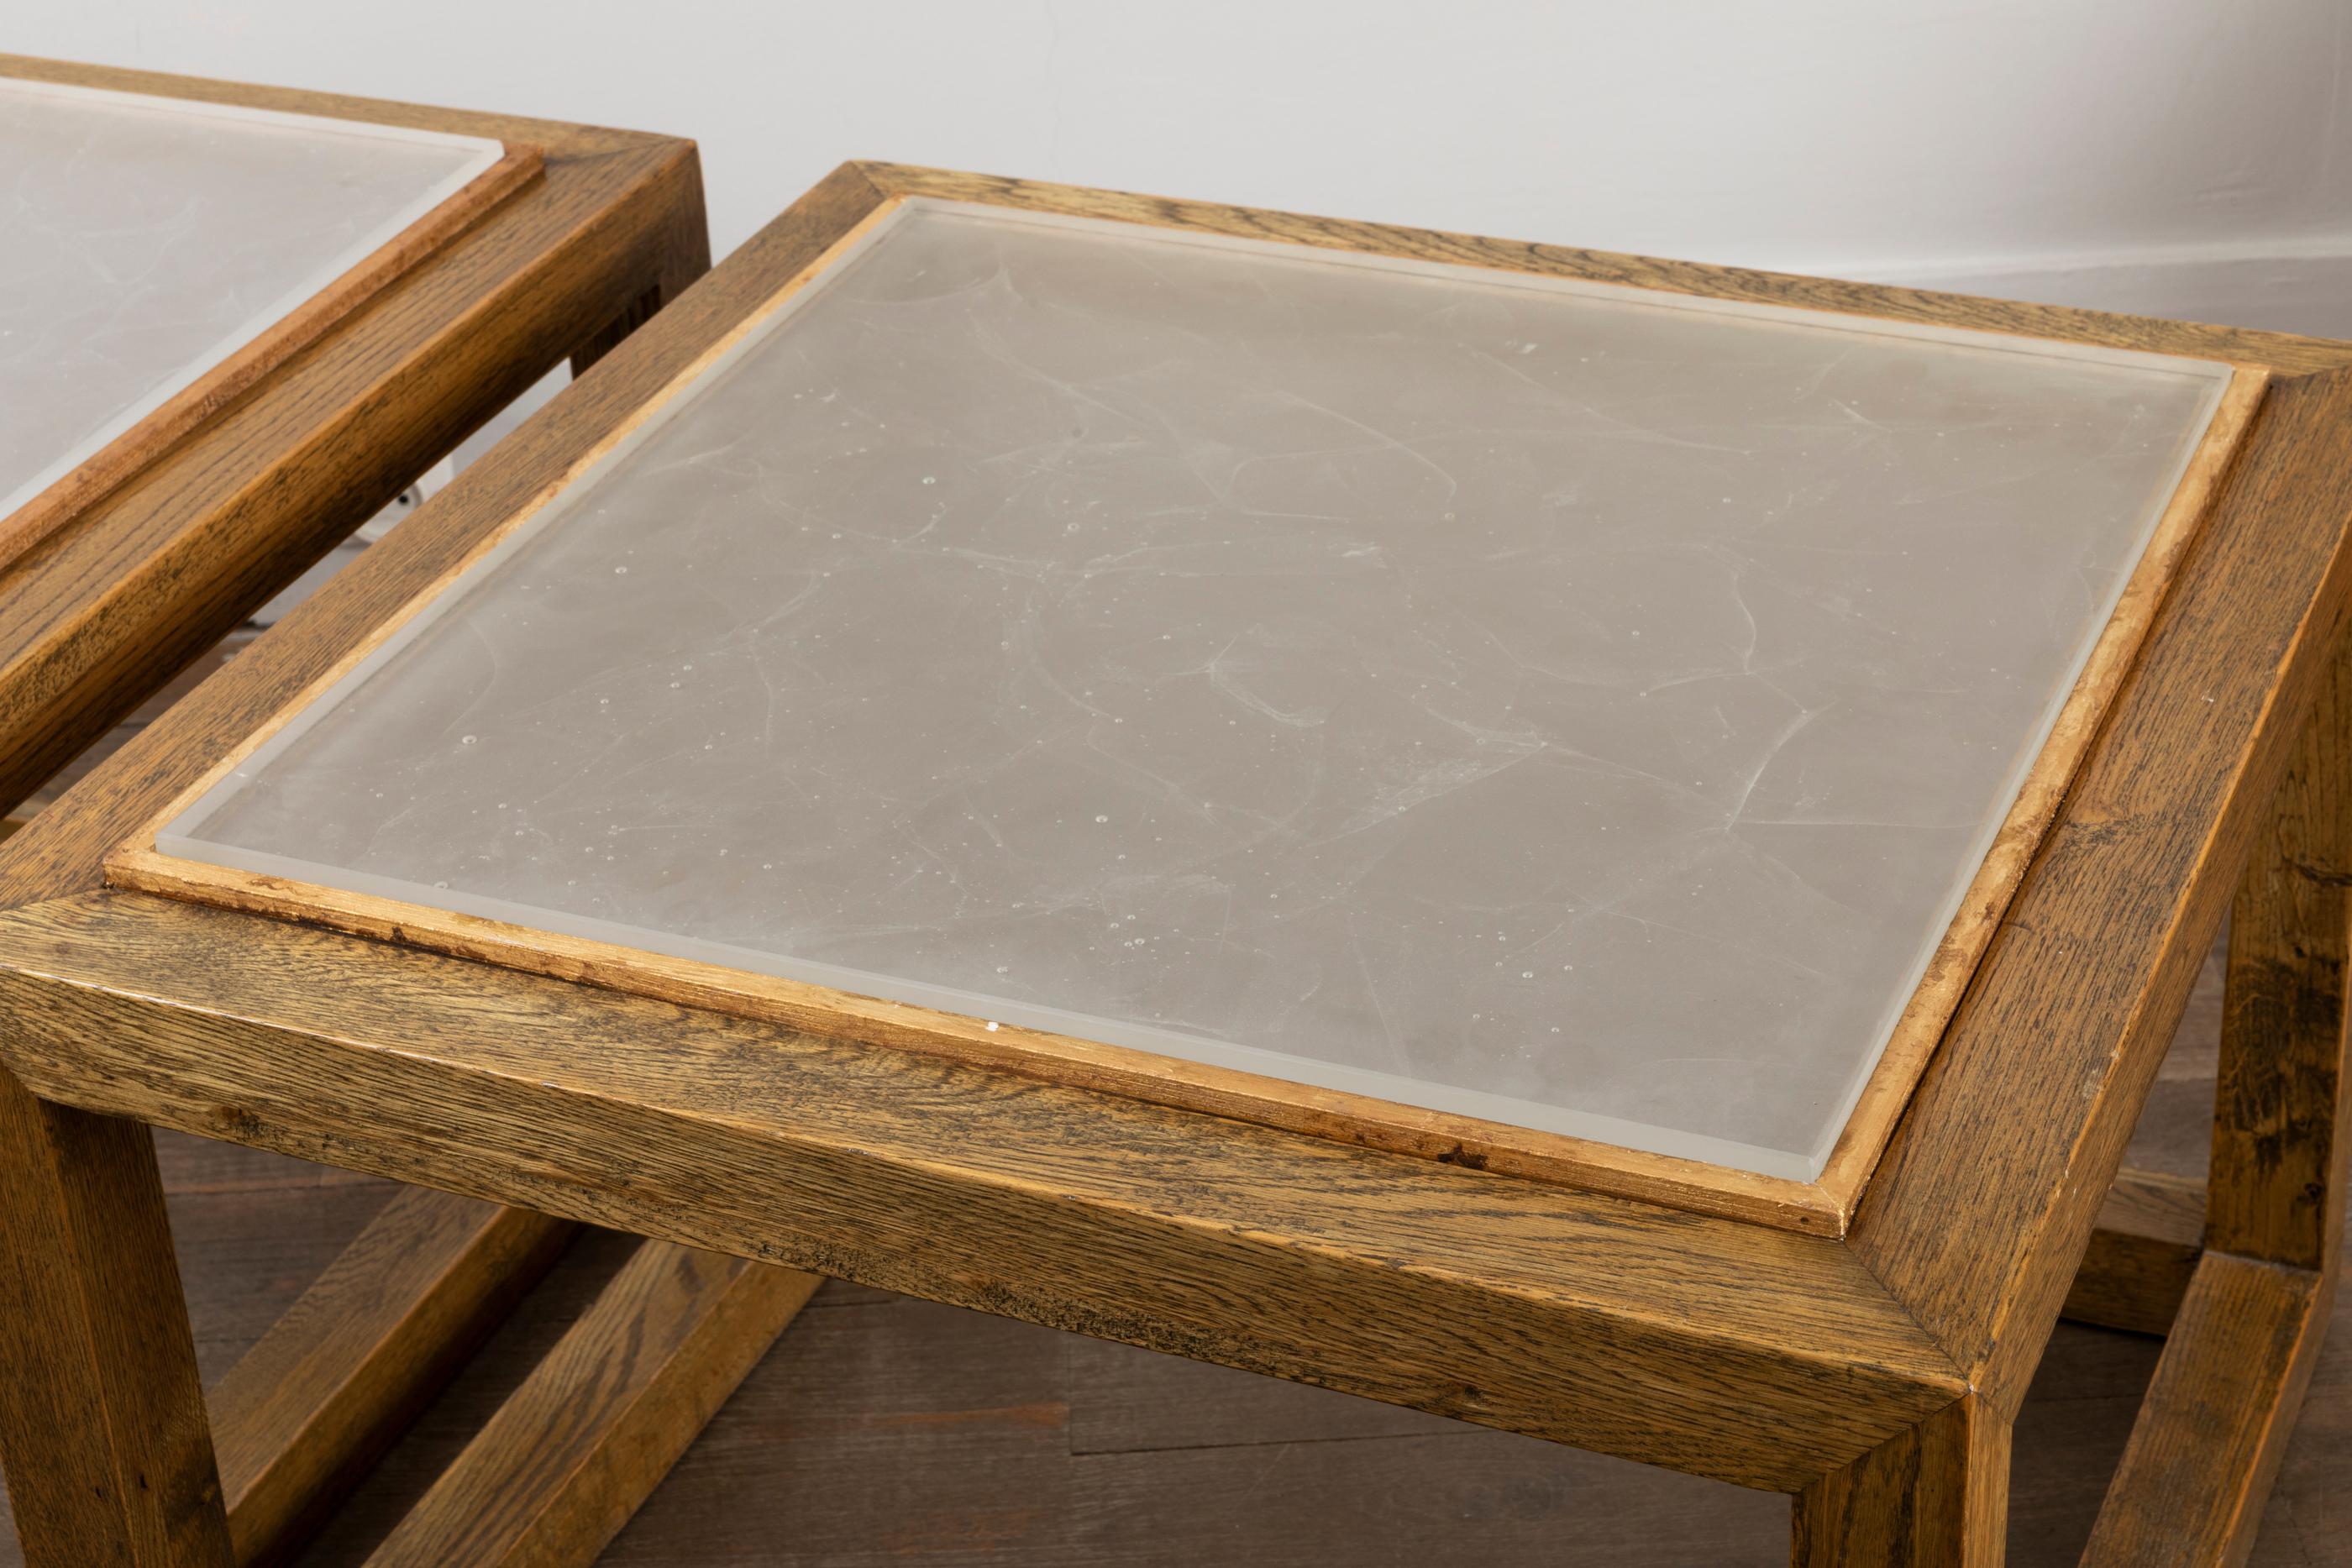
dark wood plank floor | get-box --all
[0,925,2344,1563]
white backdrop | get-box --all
[18,1,2352,330]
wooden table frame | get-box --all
[0,56,722,1568]
[1,161,2348,1565]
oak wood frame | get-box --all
[0,55,712,1568]
[107,182,2270,1238]
[3,161,2350,1562]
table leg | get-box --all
[0,1067,233,1566]
[2203,621,2352,1276]
[2082,615,2352,1563]
[1789,1395,2008,1566]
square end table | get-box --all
[4,160,2349,1564]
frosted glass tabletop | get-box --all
[0,76,503,525]
[160,199,2230,1179]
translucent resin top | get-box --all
[0,76,502,524]
[161,200,2230,1178]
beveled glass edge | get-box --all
[0,73,508,527]
[152,196,2242,1183]
[927,198,2246,383]
[1797,364,2232,1175]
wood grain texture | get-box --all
[2061,1168,2207,1336]
[1,624,255,843]
[0,118,543,571]
[2211,611,2352,1271]
[0,54,709,820]
[569,284,664,379]
[2082,1252,2331,1565]
[0,1068,232,1566]
[0,804,2325,1564]
[1790,1397,2008,1567]
[2080,606,2352,1559]
[1849,366,2352,1416]
[359,1241,815,1567]
[0,891,1961,1493]
[99,169,2271,1238]
[0,910,2271,1567]
[3,1047,2300,1568]
[207,1188,573,1567]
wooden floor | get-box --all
[0,931,2338,1562]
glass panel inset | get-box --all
[0,76,502,523]
[159,200,2230,1179]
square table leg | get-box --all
[0,1071,807,1568]
[1790,1395,2008,1566]
[2081,613,2352,1562]
[0,1068,233,1566]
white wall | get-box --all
[18,1,2352,333]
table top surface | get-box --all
[0,75,502,527]
[155,197,2231,1180]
